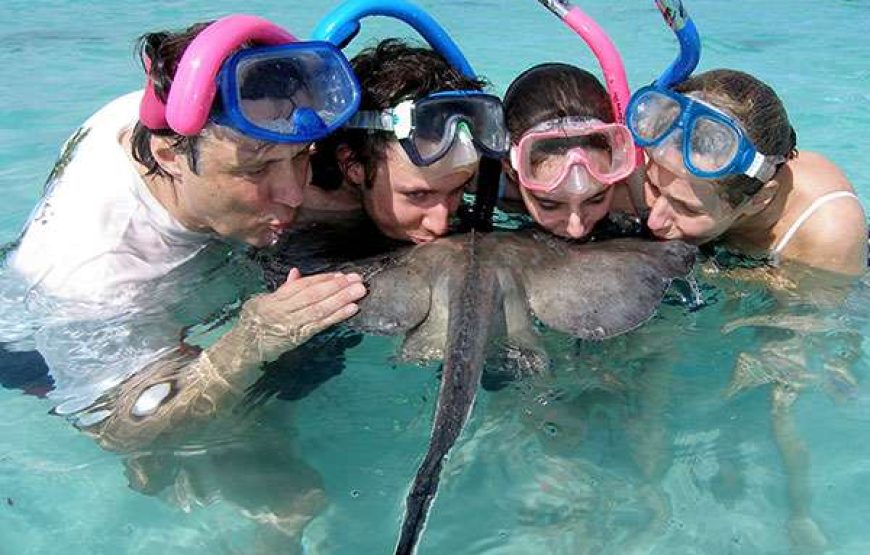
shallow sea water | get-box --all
[2,1,870,553]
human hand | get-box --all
[236,268,366,363]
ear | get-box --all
[150,135,186,179]
[337,144,365,187]
[748,179,779,209]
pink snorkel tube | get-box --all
[534,1,643,169]
[139,14,297,135]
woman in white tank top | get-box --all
[628,69,866,276]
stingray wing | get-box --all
[347,261,432,335]
[519,236,696,340]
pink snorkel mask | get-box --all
[139,14,361,143]
[534,1,642,169]
[510,117,635,195]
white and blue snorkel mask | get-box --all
[626,1,784,182]
[312,0,505,229]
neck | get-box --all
[724,172,790,249]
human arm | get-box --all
[81,269,366,451]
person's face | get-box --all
[354,142,478,243]
[171,128,311,247]
[515,174,614,240]
[510,146,615,240]
[643,154,746,244]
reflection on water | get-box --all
[3,246,870,553]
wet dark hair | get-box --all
[504,63,613,140]
[675,69,798,206]
[311,38,487,190]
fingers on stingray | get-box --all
[521,238,696,340]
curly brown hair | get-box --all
[311,38,487,190]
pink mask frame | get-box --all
[536,1,643,168]
[139,14,297,135]
[510,118,635,193]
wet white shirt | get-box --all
[9,90,213,307]
[1,91,247,419]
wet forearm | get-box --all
[84,305,279,451]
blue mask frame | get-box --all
[627,86,783,181]
[213,42,361,143]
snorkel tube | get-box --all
[311,0,475,77]
[535,1,632,133]
[535,0,644,179]
[312,0,498,231]
[651,0,701,88]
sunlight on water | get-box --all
[2,1,870,554]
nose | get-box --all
[270,177,305,208]
[422,201,451,237]
[646,195,674,234]
[566,211,588,239]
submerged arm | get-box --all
[82,269,366,451]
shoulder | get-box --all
[784,153,866,274]
[790,151,852,192]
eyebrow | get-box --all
[669,193,705,211]
[224,142,285,172]
[399,174,475,194]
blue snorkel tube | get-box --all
[311,0,499,231]
[652,0,701,88]
[311,0,476,78]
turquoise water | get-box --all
[2,1,870,553]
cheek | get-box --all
[531,206,569,227]
[586,202,610,223]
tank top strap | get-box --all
[771,191,859,257]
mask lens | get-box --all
[630,90,681,143]
[231,45,358,140]
[688,115,739,173]
[528,134,611,182]
[650,128,691,177]
[413,94,509,159]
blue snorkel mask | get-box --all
[627,2,783,184]
[312,0,505,230]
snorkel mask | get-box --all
[312,0,505,229]
[526,0,640,199]
[510,118,635,195]
[626,2,782,183]
[139,15,361,143]
[314,0,509,168]
[346,91,507,166]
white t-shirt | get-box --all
[1,92,261,420]
[9,90,213,306]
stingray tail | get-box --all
[395,233,500,555]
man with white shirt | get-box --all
[6,14,367,448]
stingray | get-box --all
[256,225,696,554]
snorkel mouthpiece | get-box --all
[652,0,701,88]
[536,0,570,18]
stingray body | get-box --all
[256,225,695,554]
